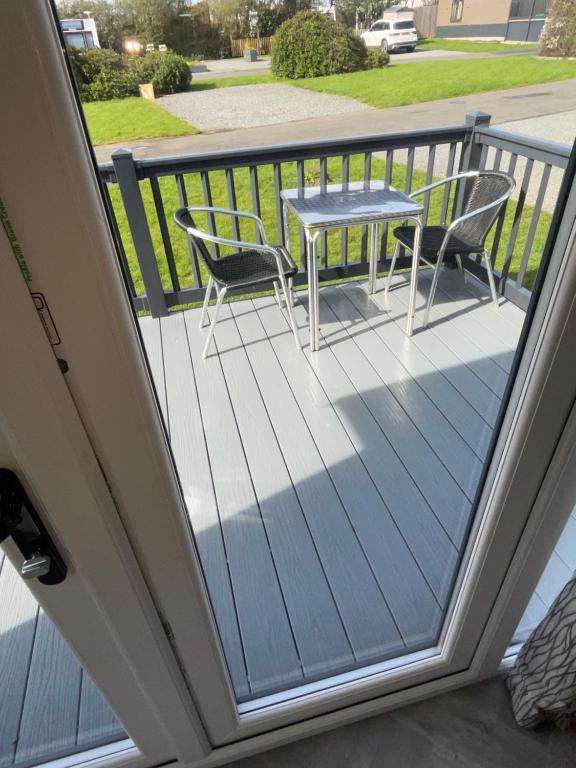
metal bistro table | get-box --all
[281,180,424,351]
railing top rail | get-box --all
[475,125,572,169]
[99,124,470,183]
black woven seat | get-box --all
[208,246,297,288]
[174,205,301,358]
[393,225,483,262]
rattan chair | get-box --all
[174,206,300,358]
[384,170,515,327]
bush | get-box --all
[366,49,390,69]
[539,0,576,58]
[271,11,368,79]
[130,51,191,95]
[69,47,138,101]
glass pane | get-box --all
[512,506,576,646]
[0,551,126,766]
[54,0,575,709]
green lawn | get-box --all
[108,153,549,301]
[191,56,576,109]
[83,97,198,145]
[418,38,536,53]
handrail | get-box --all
[474,126,571,169]
[99,125,470,183]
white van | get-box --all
[361,16,418,53]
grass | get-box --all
[418,38,536,53]
[190,56,576,109]
[83,97,198,145]
[108,153,550,301]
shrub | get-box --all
[366,49,390,69]
[271,11,368,79]
[130,51,191,95]
[69,47,138,101]
[539,0,576,58]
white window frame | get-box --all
[2,0,576,763]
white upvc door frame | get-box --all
[2,0,576,764]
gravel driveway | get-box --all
[157,84,373,132]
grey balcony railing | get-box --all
[98,111,571,318]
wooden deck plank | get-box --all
[317,290,472,547]
[323,287,483,502]
[370,284,501,430]
[388,274,510,399]
[206,304,356,679]
[0,557,39,768]
[228,301,405,663]
[251,296,444,648]
[181,312,303,696]
[268,296,458,605]
[139,316,169,433]
[158,312,251,700]
[15,611,82,767]
[77,672,126,749]
[342,283,493,460]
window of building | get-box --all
[450,0,464,23]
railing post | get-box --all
[455,111,492,218]
[111,149,168,318]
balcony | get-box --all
[1,112,574,765]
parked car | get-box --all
[361,18,418,53]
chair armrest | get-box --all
[177,205,268,243]
[408,171,480,199]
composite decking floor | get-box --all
[0,553,126,768]
[140,268,527,702]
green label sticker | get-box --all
[0,196,32,283]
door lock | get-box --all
[0,469,67,585]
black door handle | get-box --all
[0,469,67,584]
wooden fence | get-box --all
[414,5,438,39]
[230,36,273,57]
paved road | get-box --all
[95,79,576,163]
[191,47,536,80]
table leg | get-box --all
[307,231,319,351]
[406,216,422,337]
[282,201,290,250]
[368,222,379,295]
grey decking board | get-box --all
[159,312,251,700]
[317,291,472,547]
[77,673,126,749]
[251,296,444,648]
[182,312,304,696]
[0,558,39,768]
[534,551,573,608]
[369,285,502,430]
[228,300,406,663]
[15,611,82,767]
[209,303,356,678]
[284,297,459,604]
[388,274,510,399]
[139,316,169,433]
[554,514,576,571]
[342,283,493,461]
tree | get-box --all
[539,0,576,58]
[56,0,129,51]
[334,0,394,29]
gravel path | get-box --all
[157,84,373,132]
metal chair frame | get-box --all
[175,206,300,359]
[384,170,516,327]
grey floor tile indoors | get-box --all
[226,677,576,768]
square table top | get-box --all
[281,180,423,230]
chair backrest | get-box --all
[173,207,218,274]
[451,171,515,248]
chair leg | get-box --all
[202,285,227,360]
[278,272,301,351]
[455,253,466,284]
[423,251,445,328]
[199,276,214,329]
[483,250,499,308]
[273,280,283,308]
[384,241,402,299]
[288,277,295,307]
